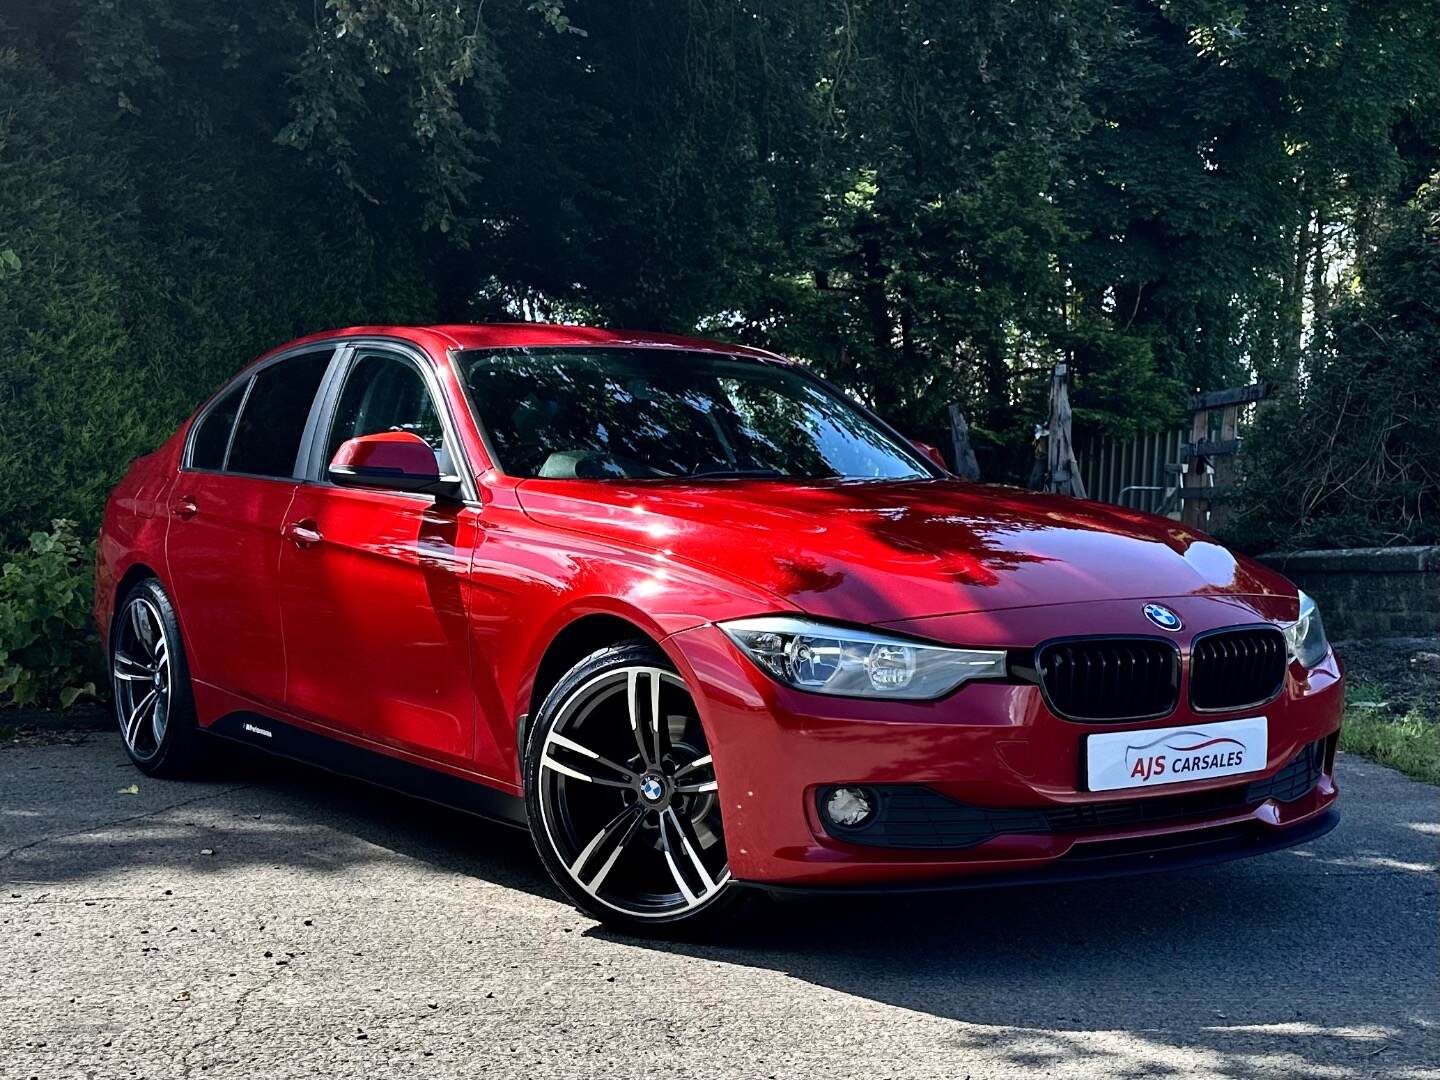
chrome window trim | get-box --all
[181,340,344,478]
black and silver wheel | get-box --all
[110,578,204,777]
[524,641,741,933]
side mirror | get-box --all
[909,439,949,473]
[328,432,462,497]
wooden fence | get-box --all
[1080,428,1188,515]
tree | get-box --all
[1227,176,1440,549]
[2,0,1436,545]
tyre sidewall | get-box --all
[112,578,202,777]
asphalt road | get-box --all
[1,731,1435,1080]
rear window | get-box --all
[190,382,246,470]
[226,350,331,478]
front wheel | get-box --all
[524,640,744,935]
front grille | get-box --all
[820,740,1325,850]
[1036,638,1179,722]
[1190,626,1288,711]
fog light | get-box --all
[825,786,875,828]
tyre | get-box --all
[110,578,206,778]
[524,640,745,935]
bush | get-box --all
[0,520,101,709]
[0,35,438,548]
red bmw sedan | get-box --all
[96,324,1342,933]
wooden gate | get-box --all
[1079,384,1269,528]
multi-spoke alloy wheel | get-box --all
[110,579,203,777]
[526,642,739,931]
[113,596,171,760]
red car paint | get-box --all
[96,324,1342,888]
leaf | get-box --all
[117,784,140,795]
[58,681,95,708]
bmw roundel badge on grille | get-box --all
[1143,603,1183,631]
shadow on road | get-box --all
[3,734,1436,1079]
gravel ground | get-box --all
[1,730,1436,1080]
[1335,636,1440,711]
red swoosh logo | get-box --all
[1124,730,1248,762]
[1168,736,1244,752]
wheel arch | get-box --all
[105,562,165,645]
[521,612,660,757]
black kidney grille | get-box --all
[1190,627,1288,711]
[1036,638,1179,722]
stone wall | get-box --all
[1256,546,1440,639]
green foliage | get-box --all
[1226,179,1440,550]
[1,0,1436,550]
[0,14,438,546]
[0,521,100,709]
[1342,685,1440,786]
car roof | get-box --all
[263,323,790,364]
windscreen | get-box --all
[457,347,929,482]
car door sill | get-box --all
[207,711,528,829]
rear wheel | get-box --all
[110,578,205,778]
[524,640,744,934]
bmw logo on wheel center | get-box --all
[1143,603,1184,631]
[640,775,666,803]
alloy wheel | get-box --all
[536,666,730,919]
[112,596,172,760]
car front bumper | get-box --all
[663,606,1344,890]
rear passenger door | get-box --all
[165,347,336,708]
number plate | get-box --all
[1085,716,1268,793]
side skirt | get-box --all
[207,712,528,829]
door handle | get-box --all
[283,520,323,547]
[172,497,199,520]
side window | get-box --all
[226,350,332,478]
[190,382,247,470]
[326,352,451,474]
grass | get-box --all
[1341,682,1440,785]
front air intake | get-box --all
[1035,637,1179,722]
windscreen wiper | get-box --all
[688,467,786,479]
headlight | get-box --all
[1282,590,1329,668]
[719,616,1007,700]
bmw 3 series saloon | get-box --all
[96,324,1342,933]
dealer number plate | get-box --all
[1085,716,1268,792]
